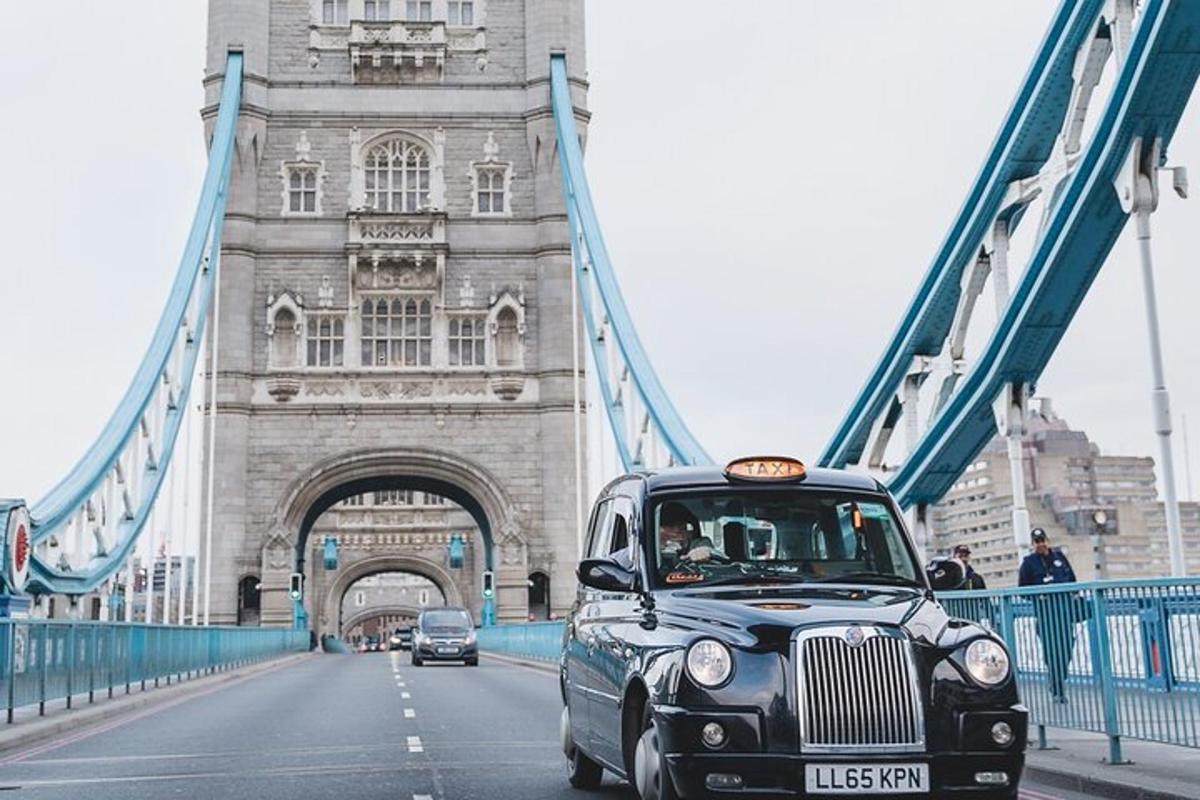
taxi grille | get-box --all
[797,628,924,753]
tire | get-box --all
[562,706,604,790]
[466,658,479,667]
[633,706,681,800]
[412,654,423,667]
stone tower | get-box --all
[202,0,587,627]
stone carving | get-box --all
[318,275,334,308]
[459,274,476,305]
[489,373,526,402]
[305,381,345,397]
[263,525,293,571]
[359,221,434,242]
[267,376,301,402]
[357,259,438,290]
[445,380,488,397]
[295,130,313,162]
[482,131,500,162]
[360,381,434,400]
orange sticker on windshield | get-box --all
[665,572,705,584]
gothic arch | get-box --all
[324,554,463,636]
[271,446,527,575]
[341,603,427,635]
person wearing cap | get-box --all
[658,502,716,566]
[953,544,987,590]
[1018,528,1078,703]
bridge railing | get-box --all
[941,577,1200,763]
[477,620,562,663]
[0,620,308,723]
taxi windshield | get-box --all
[650,490,922,588]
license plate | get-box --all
[437,646,458,655]
[804,763,929,794]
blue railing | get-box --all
[941,577,1200,763]
[0,620,308,723]
[482,578,1200,762]
[477,620,562,663]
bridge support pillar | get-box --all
[1116,136,1188,577]
[995,383,1030,554]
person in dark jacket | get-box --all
[953,544,987,589]
[1019,529,1078,702]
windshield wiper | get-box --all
[812,571,924,588]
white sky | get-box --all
[1,1,1198,504]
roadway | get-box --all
[0,652,1090,799]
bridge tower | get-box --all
[203,0,587,628]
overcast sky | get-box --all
[1,1,1198,504]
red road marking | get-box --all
[0,656,303,765]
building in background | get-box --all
[931,398,1200,586]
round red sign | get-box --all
[6,506,31,592]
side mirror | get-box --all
[578,557,638,593]
[926,558,966,591]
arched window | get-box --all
[273,309,298,368]
[528,571,549,620]
[495,307,520,367]
[365,139,431,213]
[361,296,433,366]
[238,575,262,626]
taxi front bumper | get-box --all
[415,640,478,660]
[654,705,1026,798]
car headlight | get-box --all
[464,630,477,644]
[964,638,1010,686]
[686,639,733,687]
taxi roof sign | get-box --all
[724,457,807,482]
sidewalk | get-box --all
[1026,729,1200,800]
[0,651,315,759]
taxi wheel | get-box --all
[412,654,423,667]
[634,708,680,800]
[562,707,604,789]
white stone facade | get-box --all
[202,0,588,627]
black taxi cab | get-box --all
[559,458,1025,799]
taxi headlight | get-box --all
[965,638,1010,686]
[686,639,733,688]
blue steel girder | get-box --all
[549,55,711,470]
[820,0,1107,469]
[21,53,245,595]
[889,0,1200,507]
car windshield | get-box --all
[421,609,472,630]
[651,490,921,588]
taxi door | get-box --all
[566,498,614,754]
[588,495,641,768]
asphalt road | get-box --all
[0,652,1090,799]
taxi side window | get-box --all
[609,496,635,559]
[586,499,615,559]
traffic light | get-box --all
[289,572,303,601]
[481,570,495,599]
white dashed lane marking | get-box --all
[404,708,416,719]
[407,736,424,754]
[401,691,411,699]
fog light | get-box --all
[705,773,743,790]
[990,721,1014,746]
[974,771,1009,787]
[701,721,727,749]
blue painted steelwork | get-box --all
[323,535,338,571]
[20,54,245,594]
[477,619,563,663]
[942,577,1200,762]
[549,55,711,470]
[0,620,307,723]
[820,0,1106,470]
[889,0,1200,506]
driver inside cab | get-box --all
[658,502,717,568]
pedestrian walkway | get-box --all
[1024,729,1199,800]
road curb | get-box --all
[1024,762,1199,800]
[0,651,315,760]
[480,651,558,675]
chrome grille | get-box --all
[797,627,925,753]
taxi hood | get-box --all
[655,584,945,648]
